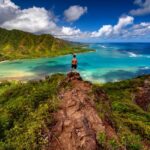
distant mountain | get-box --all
[0,28,91,61]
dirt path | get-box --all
[49,72,106,150]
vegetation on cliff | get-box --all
[0,28,93,61]
[0,73,150,149]
[94,75,150,149]
[0,74,65,149]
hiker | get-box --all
[71,54,78,71]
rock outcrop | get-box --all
[49,72,107,150]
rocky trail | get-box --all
[48,72,117,150]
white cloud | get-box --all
[114,16,134,33]
[0,0,58,34]
[0,1,87,40]
[126,22,150,37]
[61,26,81,36]
[0,0,18,8]
[1,7,57,33]
[64,5,87,22]
[0,0,85,40]
[91,16,134,37]
[134,0,143,6]
[130,0,150,16]
[0,1,149,42]
[0,0,18,24]
[91,25,113,37]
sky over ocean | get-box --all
[0,0,150,42]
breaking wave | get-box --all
[127,51,150,58]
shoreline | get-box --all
[0,49,95,63]
[0,60,9,63]
[0,71,149,84]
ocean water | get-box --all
[0,43,150,83]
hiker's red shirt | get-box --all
[72,58,78,65]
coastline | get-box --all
[0,48,95,82]
[0,60,8,63]
[0,48,95,63]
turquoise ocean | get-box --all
[0,43,150,83]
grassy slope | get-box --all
[0,28,93,61]
[0,75,149,149]
[93,75,150,149]
[0,74,65,149]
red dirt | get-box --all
[47,72,121,150]
[49,72,107,150]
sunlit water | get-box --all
[0,43,150,83]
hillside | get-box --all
[0,28,91,61]
[0,73,150,150]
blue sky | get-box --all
[0,0,150,42]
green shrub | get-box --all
[108,138,119,150]
[120,133,142,150]
[0,74,64,149]
[97,132,106,147]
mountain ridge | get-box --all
[0,28,92,61]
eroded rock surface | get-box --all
[49,72,106,150]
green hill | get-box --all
[0,73,150,149]
[0,28,91,61]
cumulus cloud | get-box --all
[130,0,150,16]
[0,0,18,8]
[1,7,57,33]
[0,1,87,40]
[0,0,58,33]
[61,26,81,36]
[0,0,85,40]
[91,25,113,37]
[125,22,150,37]
[114,16,134,33]
[0,0,149,42]
[91,16,134,37]
[56,26,90,41]
[64,5,87,22]
[0,0,18,24]
[56,19,150,41]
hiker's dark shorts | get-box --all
[72,64,77,69]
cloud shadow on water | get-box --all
[30,64,71,75]
[92,67,150,82]
[7,61,23,65]
[36,60,57,65]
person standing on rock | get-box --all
[71,54,78,72]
